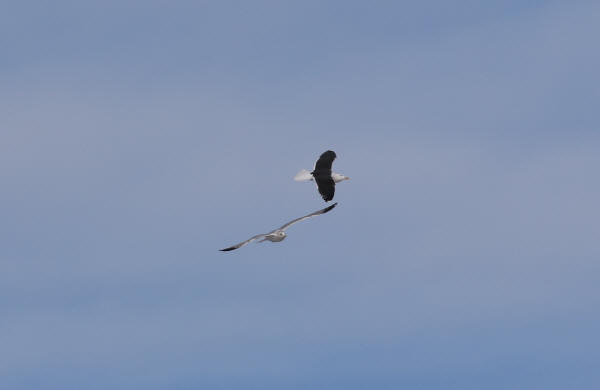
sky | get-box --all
[2,1,600,388]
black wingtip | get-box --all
[323,202,338,213]
[220,247,236,252]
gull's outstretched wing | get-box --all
[277,203,338,231]
[220,234,266,251]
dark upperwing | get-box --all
[311,150,337,202]
[315,175,335,202]
[313,150,336,172]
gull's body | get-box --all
[294,150,349,202]
[220,203,337,251]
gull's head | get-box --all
[278,231,286,237]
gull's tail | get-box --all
[294,169,313,182]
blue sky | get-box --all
[2,1,599,388]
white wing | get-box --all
[277,203,337,231]
[220,234,266,251]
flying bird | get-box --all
[220,203,337,251]
[294,150,349,202]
